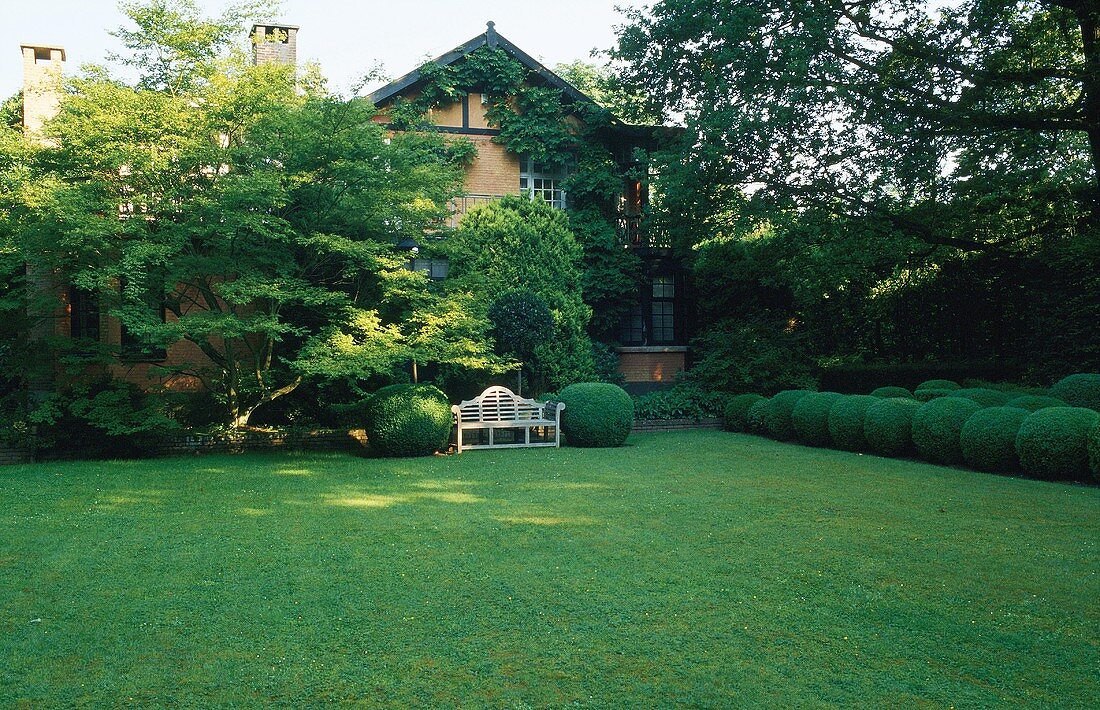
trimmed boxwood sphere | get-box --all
[864,398,922,457]
[1088,421,1100,481]
[763,390,813,440]
[916,379,961,392]
[723,394,766,432]
[827,395,879,451]
[912,397,982,465]
[364,384,452,457]
[558,382,633,447]
[870,386,912,399]
[914,388,954,403]
[1049,373,1100,411]
[1006,395,1067,412]
[792,392,845,447]
[959,407,1029,472]
[746,398,770,435]
[950,388,1013,408]
[1015,406,1100,480]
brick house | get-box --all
[17,20,689,394]
[366,22,691,389]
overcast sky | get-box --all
[3,0,650,98]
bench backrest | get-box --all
[452,386,556,423]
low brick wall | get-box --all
[153,429,368,458]
[632,417,723,433]
[0,445,32,466]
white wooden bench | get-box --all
[451,386,564,453]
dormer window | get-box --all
[519,155,568,209]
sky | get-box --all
[3,0,650,98]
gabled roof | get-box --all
[367,21,593,108]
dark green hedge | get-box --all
[1089,421,1100,481]
[915,388,955,402]
[912,397,982,465]
[916,379,962,392]
[723,394,766,432]
[950,388,1013,408]
[865,398,922,457]
[827,395,879,451]
[1015,407,1099,480]
[818,362,1020,394]
[870,386,912,399]
[763,390,813,440]
[791,392,845,447]
[746,398,771,435]
[1049,374,1100,411]
[558,383,634,447]
[959,407,1029,472]
[1006,395,1067,412]
[364,384,452,457]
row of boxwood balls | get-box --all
[362,382,635,457]
[723,374,1100,482]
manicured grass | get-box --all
[1,431,1097,706]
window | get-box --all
[519,155,568,209]
[651,276,676,343]
[68,287,100,342]
[410,258,449,280]
[119,277,167,361]
[619,304,645,344]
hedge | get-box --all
[818,361,1021,394]
[1089,421,1100,481]
[746,398,770,435]
[916,379,962,392]
[723,394,766,432]
[870,386,912,399]
[912,397,982,465]
[827,395,879,451]
[915,388,955,403]
[949,388,1013,408]
[791,392,845,447]
[558,383,634,448]
[763,390,813,440]
[864,398,922,457]
[1015,407,1099,480]
[1005,395,1067,412]
[959,407,1029,472]
[1049,373,1100,411]
[364,384,452,457]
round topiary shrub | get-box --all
[746,398,770,435]
[723,394,766,432]
[959,407,1030,472]
[870,386,912,399]
[916,379,962,392]
[558,382,633,447]
[912,397,982,465]
[827,395,879,451]
[763,390,813,440]
[1088,421,1100,481]
[864,398,922,457]
[364,384,452,457]
[949,388,1013,408]
[1015,407,1100,480]
[914,388,954,403]
[1049,374,1100,411]
[791,392,845,447]
[1005,395,1067,412]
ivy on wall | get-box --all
[385,47,645,341]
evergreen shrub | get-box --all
[827,395,879,451]
[959,407,1029,472]
[916,379,962,392]
[1015,407,1099,480]
[1005,395,1067,412]
[912,397,982,464]
[864,398,922,457]
[723,394,766,432]
[791,392,845,446]
[870,386,912,399]
[763,390,813,440]
[558,382,633,447]
[1049,374,1100,411]
[364,384,452,457]
[950,388,1013,407]
[746,398,770,435]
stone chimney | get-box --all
[251,24,298,66]
[20,44,65,135]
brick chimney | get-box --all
[20,44,65,135]
[251,24,298,66]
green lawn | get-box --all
[1,431,1097,707]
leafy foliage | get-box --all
[864,397,922,457]
[912,397,983,465]
[1049,374,1100,411]
[633,383,725,421]
[1006,395,1068,412]
[745,398,770,435]
[827,395,879,452]
[558,382,634,447]
[763,389,813,441]
[949,388,1013,408]
[722,393,765,432]
[791,392,845,447]
[870,386,913,399]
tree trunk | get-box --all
[1070,1,1100,201]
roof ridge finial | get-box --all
[486,20,498,47]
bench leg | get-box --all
[456,425,463,454]
[525,426,530,445]
[488,427,494,447]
